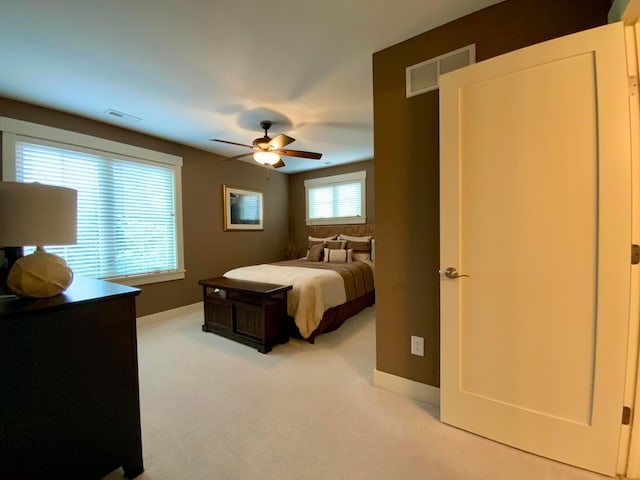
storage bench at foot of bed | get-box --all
[199,276,292,353]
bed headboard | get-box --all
[306,225,376,261]
[307,224,375,239]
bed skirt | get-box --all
[288,289,375,343]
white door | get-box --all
[439,22,632,476]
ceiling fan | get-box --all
[210,120,323,168]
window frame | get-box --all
[0,117,185,286]
[304,170,366,226]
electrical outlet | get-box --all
[411,336,424,356]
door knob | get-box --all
[440,267,470,279]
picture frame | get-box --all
[223,185,264,231]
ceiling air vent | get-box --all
[105,109,142,123]
[406,44,475,98]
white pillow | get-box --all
[309,234,338,241]
[323,248,353,263]
[338,234,371,242]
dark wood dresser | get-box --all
[0,276,143,479]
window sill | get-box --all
[306,216,367,226]
[107,270,186,286]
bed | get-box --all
[224,228,375,342]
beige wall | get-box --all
[287,160,375,257]
[372,0,612,387]
[0,97,289,317]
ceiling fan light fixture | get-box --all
[253,151,280,165]
[211,120,322,164]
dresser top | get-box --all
[0,276,140,319]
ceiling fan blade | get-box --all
[272,159,286,168]
[223,152,254,161]
[269,134,295,150]
[210,139,254,149]
[275,149,323,160]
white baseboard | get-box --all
[372,369,440,407]
[137,301,203,323]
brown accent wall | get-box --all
[288,160,374,257]
[0,97,289,317]
[373,0,612,387]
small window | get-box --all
[304,171,366,225]
[1,117,185,286]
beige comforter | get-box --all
[224,260,373,339]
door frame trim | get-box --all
[622,22,640,480]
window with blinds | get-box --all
[304,171,366,225]
[1,117,185,286]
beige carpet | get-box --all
[104,304,610,480]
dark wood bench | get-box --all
[199,276,292,353]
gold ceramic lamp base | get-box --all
[7,247,73,298]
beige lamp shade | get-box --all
[0,181,77,247]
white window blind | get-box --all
[305,171,366,225]
[1,117,185,286]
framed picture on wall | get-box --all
[223,185,264,231]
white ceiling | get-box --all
[0,0,504,173]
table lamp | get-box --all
[0,181,77,298]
